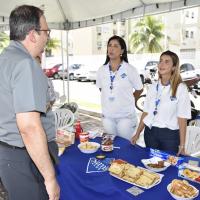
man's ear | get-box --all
[28,30,37,43]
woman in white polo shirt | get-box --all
[96,35,143,140]
[132,50,191,155]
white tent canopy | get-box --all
[0,0,200,102]
[0,0,200,30]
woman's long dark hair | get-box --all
[104,35,128,65]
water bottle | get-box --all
[74,121,83,139]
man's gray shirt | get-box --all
[0,41,55,147]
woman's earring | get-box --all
[120,54,122,57]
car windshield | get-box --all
[180,64,195,72]
[146,61,158,66]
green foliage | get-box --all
[0,32,9,52]
[129,16,164,53]
[45,37,60,56]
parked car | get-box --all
[144,61,159,70]
[143,61,159,84]
[43,64,62,79]
[58,64,82,80]
[74,66,97,82]
[180,63,197,80]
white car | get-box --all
[144,61,159,71]
[74,66,97,82]
[144,61,159,84]
[180,63,197,80]
[58,64,82,80]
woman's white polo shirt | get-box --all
[96,61,143,119]
[143,81,191,130]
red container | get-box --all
[74,121,83,139]
[79,132,89,143]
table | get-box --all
[56,137,200,200]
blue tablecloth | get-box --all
[56,137,200,200]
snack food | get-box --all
[78,142,100,154]
[167,156,178,165]
[149,149,184,167]
[108,159,163,189]
[125,166,142,180]
[147,161,165,168]
[168,179,199,199]
[80,142,97,150]
[179,168,200,183]
[141,157,170,172]
[135,174,154,187]
[183,169,199,179]
[108,162,126,177]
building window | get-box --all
[113,29,117,35]
[190,31,194,38]
[185,31,189,38]
[191,12,194,19]
[96,27,102,34]
[185,11,189,17]
[97,41,102,50]
[121,21,126,26]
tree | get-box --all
[129,16,164,53]
[0,32,9,52]
[45,38,60,57]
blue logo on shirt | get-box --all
[121,73,127,78]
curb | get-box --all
[79,109,101,118]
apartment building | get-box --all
[65,7,200,66]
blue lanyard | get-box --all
[153,84,161,115]
[153,81,170,115]
[109,64,121,90]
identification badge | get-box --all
[170,96,177,101]
[108,92,115,101]
[109,96,115,101]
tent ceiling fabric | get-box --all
[0,0,200,30]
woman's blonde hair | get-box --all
[159,50,182,97]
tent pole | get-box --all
[60,30,66,99]
[66,30,70,103]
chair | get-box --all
[54,108,75,130]
[60,102,79,119]
[185,126,200,156]
[69,102,79,119]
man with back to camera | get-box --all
[0,5,60,200]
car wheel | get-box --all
[135,94,146,112]
[69,74,74,80]
[53,73,59,79]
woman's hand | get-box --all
[131,134,140,145]
[177,146,187,156]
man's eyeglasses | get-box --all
[35,29,51,37]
